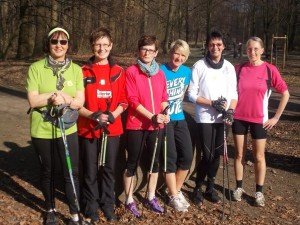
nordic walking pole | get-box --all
[142,127,160,216]
[222,123,232,220]
[222,125,226,220]
[224,124,232,216]
[142,105,169,216]
[162,105,170,173]
[101,126,109,166]
[58,117,90,225]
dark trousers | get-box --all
[32,132,80,214]
[195,123,224,190]
[79,136,120,217]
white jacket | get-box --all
[188,58,238,123]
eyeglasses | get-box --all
[50,39,68,45]
[93,43,110,49]
[140,48,156,54]
[209,43,223,48]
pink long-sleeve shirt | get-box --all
[125,64,168,130]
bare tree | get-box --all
[163,0,175,53]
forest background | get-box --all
[0,0,299,60]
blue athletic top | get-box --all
[161,63,191,121]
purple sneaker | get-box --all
[125,202,141,218]
[145,197,164,213]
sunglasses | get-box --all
[50,39,68,45]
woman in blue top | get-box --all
[160,39,193,212]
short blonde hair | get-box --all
[246,37,264,48]
[169,39,190,61]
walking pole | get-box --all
[142,105,169,216]
[225,124,232,216]
[162,105,170,173]
[98,125,109,168]
[222,123,232,220]
[142,127,160,216]
[58,117,90,225]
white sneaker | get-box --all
[232,187,245,201]
[169,196,188,212]
[178,191,190,208]
[255,192,265,207]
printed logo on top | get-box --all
[166,77,185,115]
[97,89,112,98]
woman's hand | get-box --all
[263,117,279,130]
[49,93,66,105]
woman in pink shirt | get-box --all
[232,37,290,207]
[124,35,169,217]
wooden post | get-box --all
[283,35,287,69]
[271,34,274,64]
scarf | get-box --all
[137,58,160,77]
[205,52,224,69]
[47,55,71,90]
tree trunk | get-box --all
[16,0,36,59]
[140,0,149,35]
[32,1,47,57]
[163,0,175,54]
[185,0,189,42]
[51,0,58,27]
[206,0,212,36]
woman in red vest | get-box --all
[77,28,128,223]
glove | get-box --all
[223,109,234,125]
[212,96,227,113]
[104,111,115,124]
[90,110,106,128]
[151,114,159,125]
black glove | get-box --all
[104,111,115,124]
[212,96,227,113]
[223,109,234,125]
[90,110,106,128]
[151,114,158,125]
[90,110,103,121]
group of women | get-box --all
[26,27,289,225]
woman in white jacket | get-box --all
[188,31,237,206]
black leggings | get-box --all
[195,123,224,188]
[165,120,193,173]
[125,130,163,176]
[32,132,80,214]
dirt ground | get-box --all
[0,53,299,225]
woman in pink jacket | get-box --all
[123,35,169,218]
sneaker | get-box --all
[254,192,265,207]
[178,191,190,208]
[191,188,204,205]
[232,187,245,201]
[45,211,57,225]
[204,189,221,203]
[145,196,164,213]
[125,202,141,218]
[169,196,188,212]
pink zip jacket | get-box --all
[125,64,168,130]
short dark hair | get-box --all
[44,26,70,54]
[138,35,159,51]
[89,27,112,45]
[206,31,226,47]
